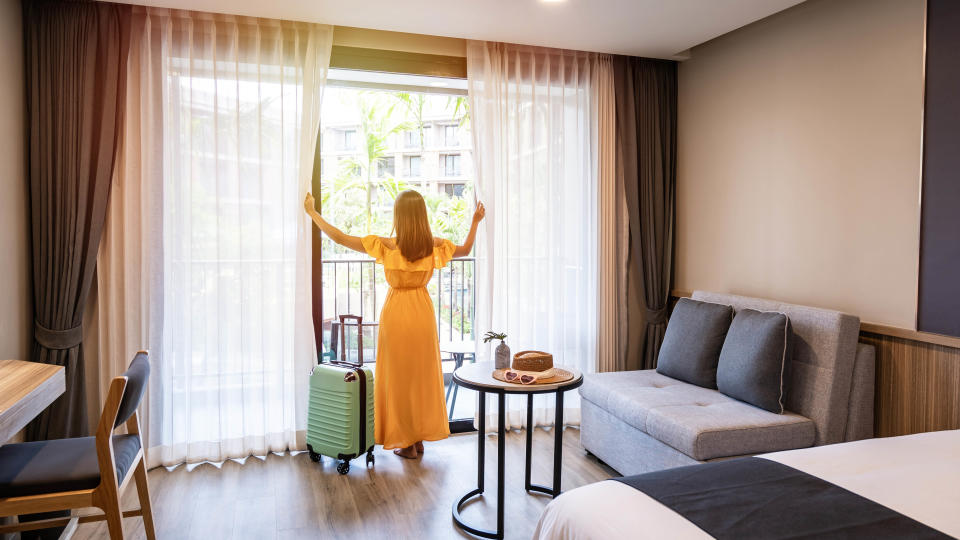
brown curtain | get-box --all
[23,0,131,440]
[614,56,677,370]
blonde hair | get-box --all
[392,190,434,262]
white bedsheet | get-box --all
[533,430,960,540]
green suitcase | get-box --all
[306,314,375,475]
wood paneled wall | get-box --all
[860,332,960,437]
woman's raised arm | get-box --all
[453,201,485,258]
[303,193,366,254]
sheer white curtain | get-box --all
[98,8,332,466]
[596,57,628,373]
[467,42,610,430]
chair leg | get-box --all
[133,460,157,540]
[101,497,125,540]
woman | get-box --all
[304,190,485,459]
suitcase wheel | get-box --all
[366,452,375,467]
[337,460,350,475]
[307,445,321,463]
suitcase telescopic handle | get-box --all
[333,314,363,368]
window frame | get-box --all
[441,153,462,177]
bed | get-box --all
[534,430,960,539]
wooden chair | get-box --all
[0,351,157,539]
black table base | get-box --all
[451,381,580,540]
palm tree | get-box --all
[448,95,470,129]
[321,91,472,244]
[341,93,412,231]
[379,175,410,203]
[393,92,427,148]
[319,164,367,255]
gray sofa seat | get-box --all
[580,292,876,476]
[580,370,815,460]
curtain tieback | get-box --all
[35,320,83,350]
[645,307,669,326]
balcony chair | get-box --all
[0,351,157,539]
[324,318,378,364]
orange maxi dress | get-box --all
[362,235,454,450]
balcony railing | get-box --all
[321,257,476,361]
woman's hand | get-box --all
[472,201,486,224]
[304,192,318,216]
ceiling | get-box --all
[125,0,806,59]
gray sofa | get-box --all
[580,291,875,476]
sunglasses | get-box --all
[504,370,540,385]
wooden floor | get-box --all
[73,427,616,540]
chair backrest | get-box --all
[113,351,150,428]
[330,321,340,358]
[691,291,860,446]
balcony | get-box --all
[320,256,479,423]
[320,256,476,361]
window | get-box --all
[442,153,461,177]
[337,129,357,151]
[407,155,422,177]
[404,130,419,148]
[377,156,395,178]
[443,125,458,147]
[442,183,465,198]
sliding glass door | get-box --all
[315,70,478,431]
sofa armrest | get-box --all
[844,343,875,441]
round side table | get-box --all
[450,362,584,540]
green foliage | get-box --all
[448,95,470,129]
[318,87,477,349]
[393,92,426,147]
[321,89,473,257]
[482,331,507,343]
[440,305,473,336]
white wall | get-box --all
[0,0,32,360]
[675,0,925,328]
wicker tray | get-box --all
[492,367,575,385]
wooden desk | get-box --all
[0,359,65,443]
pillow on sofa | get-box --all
[656,298,734,388]
[716,309,791,414]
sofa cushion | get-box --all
[717,309,791,413]
[655,298,734,389]
[691,291,861,446]
[580,370,815,460]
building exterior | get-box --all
[318,94,473,201]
